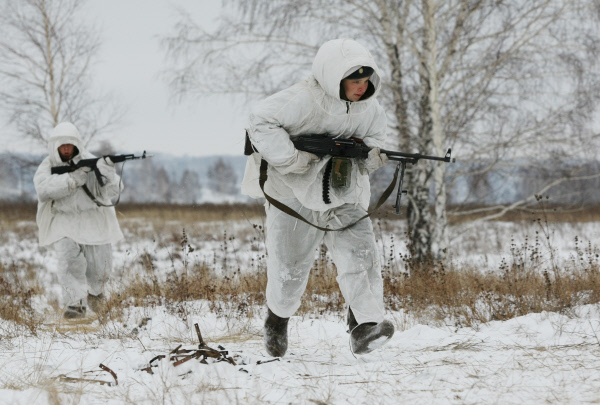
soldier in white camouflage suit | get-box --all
[242,39,394,356]
[34,122,123,319]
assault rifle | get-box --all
[51,151,153,187]
[291,135,454,215]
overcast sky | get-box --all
[2,0,248,157]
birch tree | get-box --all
[0,0,122,145]
[162,0,600,264]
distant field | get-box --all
[3,201,600,224]
[0,201,266,224]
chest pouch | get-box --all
[331,157,352,190]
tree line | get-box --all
[3,151,600,210]
[0,153,241,204]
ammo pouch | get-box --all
[322,157,352,204]
[331,157,352,190]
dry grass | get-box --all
[6,201,600,224]
[115,202,265,223]
[0,201,265,225]
[0,261,44,335]
[383,261,600,327]
[101,230,600,330]
[102,242,345,323]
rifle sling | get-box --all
[80,159,130,207]
[259,159,399,232]
[82,185,121,207]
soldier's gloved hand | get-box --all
[362,148,389,174]
[101,156,115,167]
[67,168,89,190]
[97,157,118,184]
[276,150,319,174]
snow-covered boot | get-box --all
[348,307,394,355]
[64,305,86,319]
[264,307,289,357]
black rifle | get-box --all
[290,134,453,162]
[51,151,153,187]
[292,135,454,214]
[245,133,454,215]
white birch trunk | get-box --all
[423,0,448,259]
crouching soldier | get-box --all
[242,38,394,355]
[34,122,123,319]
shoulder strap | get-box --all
[82,185,121,207]
[258,159,399,232]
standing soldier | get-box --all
[242,38,394,356]
[34,122,123,319]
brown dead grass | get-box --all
[0,261,44,335]
[104,222,600,329]
[115,203,265,223]
[369,202,600,224]
[383,261,600,327]
[5,201,600,224]
[0,201,266,224]
[105,244,345,322]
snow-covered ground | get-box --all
[1,216,599,404]
[2,304,599,404]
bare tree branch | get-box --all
[0,0,124,146]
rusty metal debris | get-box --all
[138,323,282,376]
[139,354,166,375]
[139,323,236,374]
[57,363,118,386]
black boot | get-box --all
[348,307,394,355]
[264,308,289,357]
[64,305,86,319]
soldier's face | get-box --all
[58,144,75,160]
[342,77,370,102]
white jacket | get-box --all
[34,123,124,246]
[241,38,388,211]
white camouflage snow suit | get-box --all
[242,38,388,325]
[34,122,124,308]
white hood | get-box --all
[243,38,388,211]
[311,38,382,101]
[47,122,87,165]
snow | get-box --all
[1,217,599,404]
[1,305,599,404]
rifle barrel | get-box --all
[380,148,454,163]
